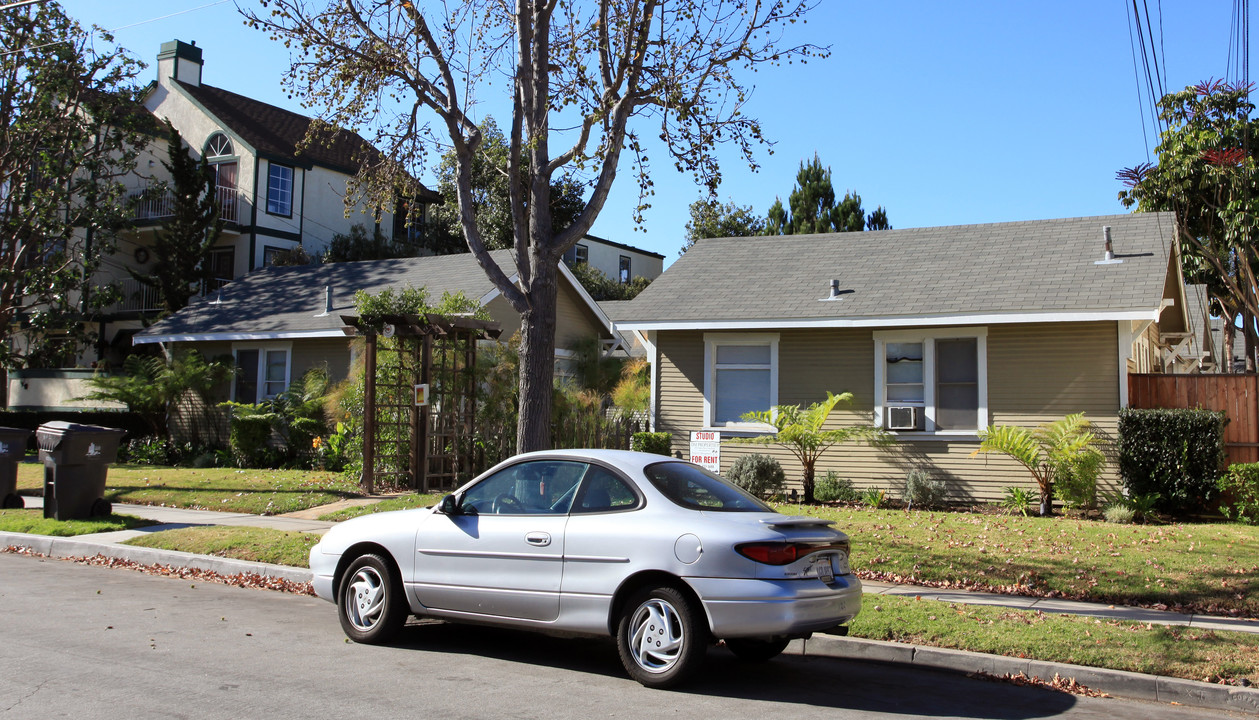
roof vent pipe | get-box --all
[315,285,332,317]
[1094,226,1122,265]
[819,278,845,302]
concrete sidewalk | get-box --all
[3,496,1258,714]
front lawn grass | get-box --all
[122,526,320,568]
[850,594,1259,685]
[318,492,444,521]
[17,463,362,515]
[0,509,155,536]
[776,504,1259,618]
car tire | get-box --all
[90,498,112,517]
[616,586,706,688]
[725,637,790,662]
[337,553,407,644]
[1,493,22,509]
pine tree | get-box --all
[134,122,223,313]
[763,154,891,235]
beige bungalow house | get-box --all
[132,250,625,404]
[613,213,1195,502]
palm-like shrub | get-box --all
[79,351,231,439]
[971,413,1103,516]
[734,391,888,504]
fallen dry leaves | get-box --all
[969,671,1110,698]
[3,545,314,595]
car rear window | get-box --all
[643,462,772,512]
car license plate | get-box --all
[834,552,850,576]
[816,556,834,583]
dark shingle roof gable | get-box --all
[136,251,514,340]
[175,81,439,201]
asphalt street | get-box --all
[0,553,1244,720]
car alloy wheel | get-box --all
[338,553,406,644]
[617,586,705,688]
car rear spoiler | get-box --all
[759,516,836,528]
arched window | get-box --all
[204,132,234,158]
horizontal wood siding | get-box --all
[555,281,602,351]
[655,322,1121,503]
[291,338,352,383]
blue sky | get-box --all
[61,1,1253,264]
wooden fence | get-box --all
[1127,373,1259,464]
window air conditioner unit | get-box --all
[887,406,919,430]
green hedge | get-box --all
[1219,463,1259,524]
[631,432,672,456]
[1117,408,1226,514]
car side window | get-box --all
[460,460,588,515]
[571,465,640,514]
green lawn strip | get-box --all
[0,509,156,536]
[775,503,1259,617]
[319,493,444,521]
[19,463,363,515]
[850,594,1259,685]
[122,526,319,568]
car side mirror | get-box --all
[439,494,461,515]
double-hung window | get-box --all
[266,163,293,217]
[703,333,778,430]
[233,344,291,403]
[873,328,986,435]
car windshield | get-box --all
[643,462,773,512]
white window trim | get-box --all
[873,327,987,439]
[265,163,294,217]
[231,341,293,402]
[703,332,778,433]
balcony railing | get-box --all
[129,185,239,223]
[101,276,235,314]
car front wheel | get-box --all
[338,553,407,644]
[616,586,706,688]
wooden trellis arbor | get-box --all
[341,313,501,494]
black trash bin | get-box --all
[37,422,126,520]
[0,426,32,509]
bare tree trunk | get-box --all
[1224,314,1238,373]
[1246,309,1257,373]
[516,257,558,453]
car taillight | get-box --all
[737,541,848,565]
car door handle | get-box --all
[525,532,551,547]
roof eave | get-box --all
[614,309,1163,333]
[134,329,349,345]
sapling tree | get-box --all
[732,391,888,504]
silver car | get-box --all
[309,449,861,688]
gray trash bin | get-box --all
[0,426,32,509]
[37,422,126,520]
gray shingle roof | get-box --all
[135,251,515,341]
[618,213,1179,327]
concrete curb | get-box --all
[0,531,314,585]
[794,634,1259,715]
[4,531,1257,714]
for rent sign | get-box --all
[689,431,720,472]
